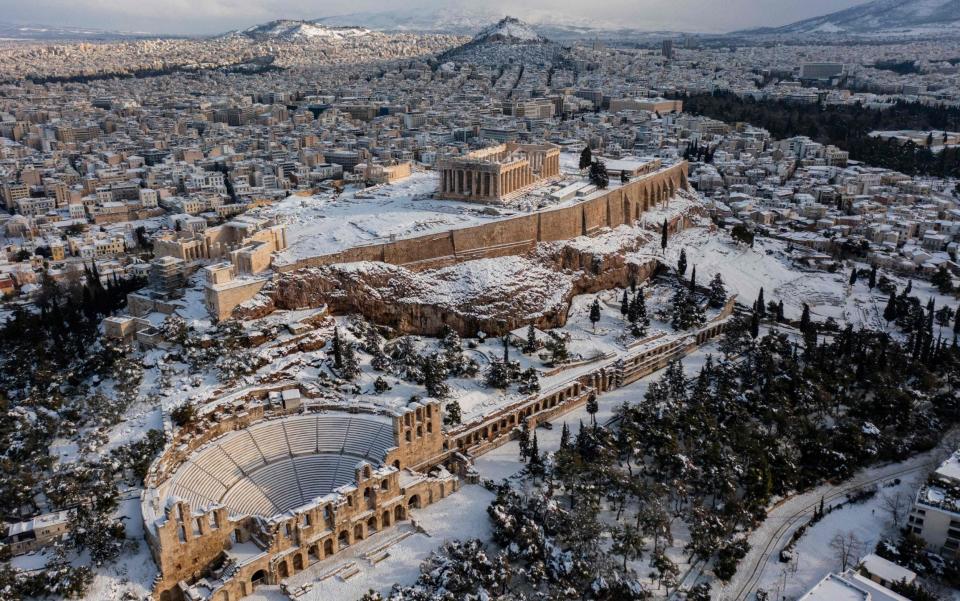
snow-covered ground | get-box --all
[243,484,495,601]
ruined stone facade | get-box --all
[143,402,454,601]
[435,142,561,203]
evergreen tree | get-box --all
[523,323,537,353]
[868,265,878,289]
[750,311,760,339]
[849,268,858,285]
[586,392,599,426]
[518,420,531,462]
[528,432,543,477]
[620,291,629,317]
[340,342,360,380]
[776,300,785,322]
[579,146,592,170]
[755,288,766,318]
[589,160,609,189]
[708,273,727,308]
[800,303,811,334]
[485,359,510,389]
[422,354,449,398]
[661,219,668,251]
[689,265,697,293]
[502,335,510,363]
[443,400,462,426]
[559,421,571,450]
[518,367,540,395]
[331,326,343,369]
[589,298,602,331]
[545,332,569,365]
[677,248,687,276]
[884,291,899,323]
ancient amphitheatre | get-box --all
[142,159,731,601]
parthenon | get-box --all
[436,142,561,203]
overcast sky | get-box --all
[0,0,870,35]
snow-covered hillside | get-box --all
[471,16,547,44]
[741,0,960,36]
[233,19,369,41]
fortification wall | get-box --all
[276,162,687,274]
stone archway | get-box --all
[277,561,290,579]
[293,553,304,572]
[367,516,378,534]
[324,538,334,557]
[395,505,406,521]
[251,569,267,590]
[354,523,364,541]
[382,509,392,527]
[408,495,421,509]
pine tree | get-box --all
[586,393,599,426]
[502,335,510,363]
[677,248,687,276]
[689,265,697,293]
[661,219,668,251]
[884,291,898,323]
[589,298,601,331]
[518,367,540,395]
[849,268,858,285]
[589,160,609,189]
[755,288,766,317]
[579,146,592,170]
[708,273,726,308]
[443,400,462,426]
[868,265,877,290]
[524,323,537,353]
[777,300,785,322]
[423,354,449,398]
[546,332,569,365]
[750,311,760,339]
[620,291,629,317]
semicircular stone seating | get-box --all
[166,413,395,518]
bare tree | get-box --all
[881,491,908,527]
[830,531,864,572]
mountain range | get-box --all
[739,0,960,36]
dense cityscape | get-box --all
[0,1,959,600]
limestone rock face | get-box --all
[247,227,666,337]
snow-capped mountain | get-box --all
[471,17,547,44]
[231,19,369,41]
[739,0,960,36]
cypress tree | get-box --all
[849,269,858,285]
[755,288,766,317]
[620,291,629,317]
[883,291,898,323]
[579,146,592,170]
[689,265,697,293]
[750,311,760,339]
[661,219,668,251]
[868,266,877,289]
[677,248,687,276]
[560,421,571,450]
[332,327,343,369]
[800,303,811,334]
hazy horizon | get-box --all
[0,0,870,36]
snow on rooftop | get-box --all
[934,449,960,483]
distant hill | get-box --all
[738,0,960,36]
[228,19,370,42]
[0,22,162,41]
[471,17,548,44]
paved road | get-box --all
[717,445,948,601]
